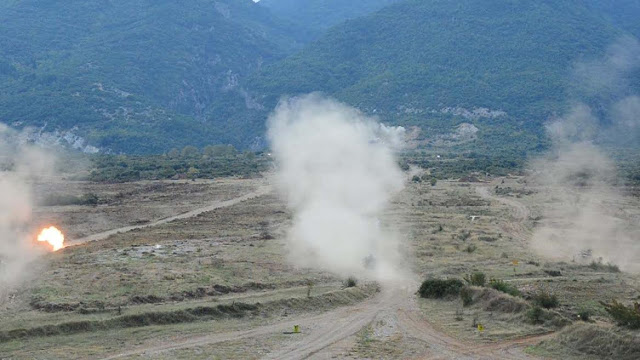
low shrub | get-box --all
[527,305,545,324]
[418,279,464,299]
[488,279,521,297]
[464,272,486,286]
[544,270,562,277]
[601,300,640,329]
[344,276,358,288]
[577,310,591,322]
[533,290,559,309]
[589,260,621,273]
[41,193,99,206]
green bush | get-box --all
[344,276,358,288]
[533,290,559,309]
[588,260,621,273]
[601,300,640,329]
[526,305,545,324]
[464,272,486,287]
[488,279,521,297]
[577,309,591,322]
[418,279,464,299]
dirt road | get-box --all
[70,185,271,245]
[103,282,545,360]
[98,183,544,359]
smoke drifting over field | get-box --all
[531,37,640,271]
[267,94,408,282]
[0,125,56,297]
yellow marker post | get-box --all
[512,260,519,273]
[477,324,485,332]
[293,325,300,333]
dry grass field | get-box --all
[1,173,639,359]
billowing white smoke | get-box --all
[267,94,407,282]
[0,124,56,298]
[530,37,640,271]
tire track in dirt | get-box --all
[71,185,271,245]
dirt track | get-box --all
[103,284,546,360]
[70,185,271,245]
[96,184,547,359]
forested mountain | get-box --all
[234,0,640,154]
[259,0,399,31]
[1,0,639,153]
[0,0,309,153]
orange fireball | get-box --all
[37,226,65,251]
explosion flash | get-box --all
[37,226,65,251]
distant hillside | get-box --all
[0,0,309,153]
[235,0,638,153]
[259,0,399,31]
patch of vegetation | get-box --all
[41,193,99,206]
[478,236,497,242]
[588,259,621,273]
[463,272,486,287]
[526,305,545,324]
[543,270,562,277]
[532,290,559,309]
[577,309,591,322]
[457,230,471,242]
[473,288,529,314]
[344,276,358,288]
[418,279,464,299]
[488,279,521,297]
[601,300,640,329]
[465,244,477,253]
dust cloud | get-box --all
[267,94,410,283]
[530,37,640,271]
[0,124,56,298]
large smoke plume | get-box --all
[267,94,409,282]
[0,124,56,298]
[530,37,640,271]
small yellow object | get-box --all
[512,260,519,266]
[477,324,485,332]
[293,325,300,333]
